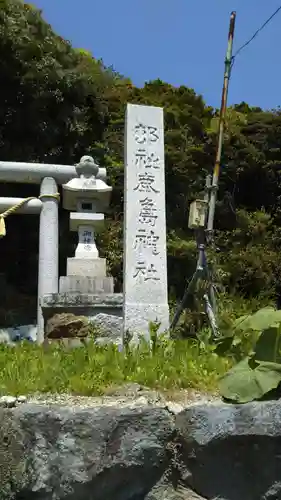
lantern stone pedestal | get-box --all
[40,156,123,345]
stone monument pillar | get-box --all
[123,104,170,342]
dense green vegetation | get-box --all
[219,307,281,403]
[1,0,281,398]
[0,337,229,396]
[1,0,281,320]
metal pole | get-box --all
[170,176,211,332]
[207,11,236,238]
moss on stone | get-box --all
[0,409,30,499]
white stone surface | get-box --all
[0,197,42,214]
[61,156,112,284]
[0,395,17,407]
[17,395,27,403]
[0,395,28,407]
[89,313,123,340]
[74,225,99,259]
[62,157,111,212]
[37,177,59,344]
[0,161,106,185]
[59,276,114,293]
[69,212,104,232]
[123,104,169,341]
[66,257,106,277]
[0,324,37,343]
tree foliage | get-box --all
[1,0,281,324]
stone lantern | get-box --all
[60,155,114,293]
[41,154,123,345]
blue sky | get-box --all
[33,0,281,110]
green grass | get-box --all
[0,339,230,396]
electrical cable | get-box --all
[231,5,281,70]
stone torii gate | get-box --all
[0,158,107,343]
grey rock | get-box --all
[1,403,174,499]
[89,312,123,341]
[146,479,207,499]
[0,395,27,410]
[262,482,281,499]
[46,313,90,339]
[0,330,12,344]
[105,382,145,397]
[0,395,17,407]
[17,395,27,404]
[2,399,281,499]
[175,401,281,500]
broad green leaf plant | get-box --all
[219,307,281,403]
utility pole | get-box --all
[170,11,237,334]
[207,11,236,240]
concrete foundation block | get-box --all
[59,276,114,294]
[66,258,106,277]
[41,292,123,318]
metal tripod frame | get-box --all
[170,225,219,337]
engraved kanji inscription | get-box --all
[135,149,160,169]
[133,172,160,193]
[138,197,158,227]
[134,124,159,144]
[133,260,160,281]
[82,230,92,244]
[133,229,159,255]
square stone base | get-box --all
[41,293,123,321]
[67,258,106,277]
[41,293,123,346]
[59,276,114,294]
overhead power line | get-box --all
[231,5,281,67]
